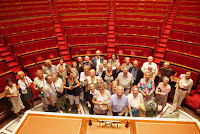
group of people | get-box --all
[4,50,193,117]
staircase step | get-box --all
[54,24,60,27]
[153,57,162,64]
[158,38,168,43]
[0,43,4,47]
[4,55,15,62]
[163,29,171,34]
[1,51,11,57]
[0,46,8,52]
[161,34,169,38]
[7,61,19,68]
[154,53,165,59]
[9,65,22,73]
[59,50,70,55]
[57,36,65,41]
[168,18,173,22]
[166,22,173,25]
[62,55,71,61]
[165,24,172,29]
[58,45,68,50]
[58,41,67,45]
[157,43,167,48]
[56,33,64,37]
[155,47,166,53]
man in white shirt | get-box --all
[141,56,158,75]
[128,85,144,117]
[43,75,57,112]
[170,71,193,113]
[91,50,105,70]
[56,57,66,71]
[102,60,107,71]
[46,59,57,75]
[117,67,134,95]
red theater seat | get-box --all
[70,45,106,56]
[165,51,200,70]
[0,59,8,74]
[116,45,153,57]
[0,71,16,93]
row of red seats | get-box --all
[59,14,108,20]
[173,22,200,33]
[179,1,200,6]
[116,0,171,5]
[165,51,200,70]
[116,13,166,21]
[68,35,106,46]
[6,28,55,45]
[62,19,107,27]
[116,19,164,28]
[0,11,51,20]
[117,35,157,47]
[65,26,107,36]
[11,37,57,55]
[170,30,200,44]
[116,26,160,36]
[116,9,169,14]
[22,6,50,12]
[178,6,200,12]
[116,45,153,57]
[177,11,200,17]
[160,61,200,88]
[0,15,52,27]
[167,39,200,57]
[70,45,106,57]
[0,21,54,35]
[26,58,60,79]
[0,71,16,92]
[57,4,108,9]
[58,8,108,14]
[174,16,200,24]
[55,1,108,4]
[0,59,8,74]
[19,48,59,67]
[116,4,171,9]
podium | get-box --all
[13,111,200,134]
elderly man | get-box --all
[170,71,193,114]
[45,59,57,75]
[109,86,132,116]
[128,86,144,117]
[117,67,134,95]
[83,56,94,69]
[91,50,105,69]
[129,60,143,85]
[121,57,133,70]
[141,56,158,74]
[56,57,66,71]
[158,62,177,81]
[43,75,57,112]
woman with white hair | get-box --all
[96,63,104,77]
[154,77,171,114]
[17,71,34,108]
[86,69,97,89]
[138,71,155,104]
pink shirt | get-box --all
[156,82,171,99]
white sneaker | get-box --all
[78,109,81,113]
[69,108,72,112]
[169,110,174,114]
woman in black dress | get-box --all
[63,71,81,112]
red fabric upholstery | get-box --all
[0,60,8,74]
[116,45,153,57]
[0,71,16,92]
[165,52,200,70]
[185,93,200,110]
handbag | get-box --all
[73,86,81,96]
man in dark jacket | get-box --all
[91,50,104,70]
[129,60,143,85]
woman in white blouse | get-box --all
[52,73,65,111]
[86,69,97,90]
[33,69,47,111]
[17,71,34,109]
[80,65,91,99]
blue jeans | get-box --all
[130,107,139,117]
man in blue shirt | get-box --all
[109,86,132,116]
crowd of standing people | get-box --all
[4,50,193,117]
